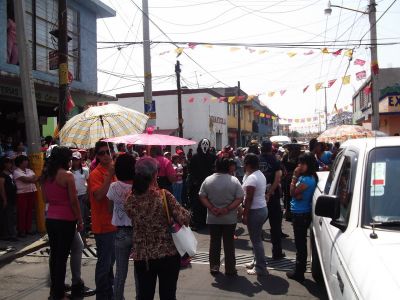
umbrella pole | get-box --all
[100,115,113,158]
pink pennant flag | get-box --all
[188,42,197,49]
[203,96,209,103]
[356,70,366,81]
[218,97,227,103]
[280,90,286,96]
[364,85,372,95]
[188,97,195,103]
[328,79,336,88]
[237,95,246,101]
[354,59,366,66]
[304,50,314,55]
[332,49,342,56]
[303,85,309,93]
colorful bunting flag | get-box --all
[188,42,197,49]
[188,97,195,103]
[66,90,75,113]
[328,79,336,88]
[356,70,366,81]
[230,47,241,52]
[364,85,372,95]
[237,95,246,102]
[303,85,309,93]
[287,52,297,58]
[268,91,275,97]
[280,90,286,96]
[254,111,260,116]
[315,82,323,91]
[371,61,379,75]
[203,96,209,103]
[342,75,351,85]
[247,95,256,101]
[218,97,226,103]
[258,49,268,55]
[322,48,329,54]
[344,49,353,58]
[204,44,213,48]
[332,49,342,56]
[159,50,169,56]
[260,113,265,117]
[304,50,314,55]
[228,96,236,103]
[354,59,366,66]
[175,47,184,57]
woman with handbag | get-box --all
[125,157,190,300]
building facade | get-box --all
[0,0,115,139]
[352,68,400,135]
[117,88,229,151]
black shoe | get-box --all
[64,283,72,292]
[281,232,289,238]
[272,252,286,260]
[286,270,305,282]
[71,281,96,298]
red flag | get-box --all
[371,61,379,75]
[354,59,366,66]
[66,91,75,113]
[356,70,366,81]
[332,49,342,56]
[303,85,309,93]
[364,85,372,95]
[68,71,74,83]
[280,90,286,96]
[328,79,336,88]
[188,97,195,103]
[237,95,246,101]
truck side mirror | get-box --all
[315,195,340,220]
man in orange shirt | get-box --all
[89,141,116,300]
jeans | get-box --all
[47,219,76,299]
[77,194,87,238]
[134,254,180,300]
[16,192,35,235]
[209,224,236,273]
[267,196,283,256]
[95,231,116,300]
[114,227,133,300]
[292,212,312,274]
[247,207,268,273]
[172,183,183,204]
[70,231,84,286]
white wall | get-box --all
[117,92,228,151]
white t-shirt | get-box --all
[72,167,89,196]
[13,168,37,194]
[242,170,267,209]
[106,181,132,227]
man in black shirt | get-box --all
[259,140,286,260]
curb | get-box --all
[0,238,49,266]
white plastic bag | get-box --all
[170,224,198,257]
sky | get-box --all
[96,0,400,130]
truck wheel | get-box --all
[311,230,323,284]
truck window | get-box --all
[324,152,343,194]
[335,157,353,223]
[364,147,400,225]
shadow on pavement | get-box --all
[302,279,328,300]
[211,273,289,297]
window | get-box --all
[8,0,80,79]
[335,157,353,223]
[324,152,343,194]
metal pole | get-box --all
[13,0,41,153]
[236,81,241,147]
[369,0,379,131]
[58,0,68,129]
[324,87,328,130]
[175,61,183,137]
[142,0,152,105]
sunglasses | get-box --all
[97,150,111,156]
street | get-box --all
[0,219,327,300]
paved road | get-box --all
[0,219,328,300]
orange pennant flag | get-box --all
[315,82,323,91]
[268,91,275,97]
[344,49,353,58]
[321,48,329,54]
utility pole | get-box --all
[13,0,41,153]
[175,61,183,137]
[369,0,380,131]
[324,87,328,131]
[58,0,68,129]
[142,0,152,105]
[236,81,241,148]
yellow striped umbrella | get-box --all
[59,104,149,149]
[318,125,386,143]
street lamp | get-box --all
[325,0,380,131]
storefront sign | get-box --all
[0,84,58,104]
[210,115,226,125]
[380,94,400,113]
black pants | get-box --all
[46,218,76,299]
[292,213,312,274]
[134,254,180,300]
[0,197,17,239]
[209,224,236,273]
[267,196,283,256]
[189,184,206,228]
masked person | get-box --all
[188,139,216,230]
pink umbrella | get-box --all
[103,128,196,146]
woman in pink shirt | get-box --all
[42,146,83,300]
[13,155,38,237]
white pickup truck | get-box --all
[311,137,400,300]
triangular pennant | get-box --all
[315,82,323,91]
[371,61,379,75]
[228,96,236,103]
[332,49,342,56]
[304,50,314,55]
[188,96,195,103]
[204,44,213,48]
[247,95,255,101]
[258,49,268,55]
[364,85,372,95]
[175,47,184,57]
[280,90,286,96]
[268,91,275,97]
[287,52,297,58]
[230,47,240,52]
[354,58,366,66]
[303,85,309,93]
[237,95,246,102]
[203,96,209,103]
[188,42,197,49]
[342,75,351,85]
[328,79,336,88]
[321,48,329,54]
[344,49,353,58]
[66,90,75,113]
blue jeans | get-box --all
[78,194,87,237]
[95,231,116,300]
[114,227,133,300]
[172,183,183,204]
[247,207,268,273]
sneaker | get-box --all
[210,266,220,275]
[286,270,305,282]
[247,267,268,276]
[70,281,96,298]
[245,261,255,269]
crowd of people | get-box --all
[0,135,336,300]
